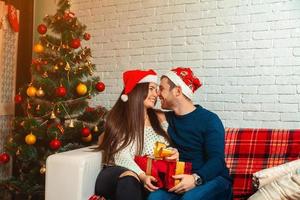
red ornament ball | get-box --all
[70,38,81,49]
[37,24,47,34]
[81,127,91,137]
[55,86,67,97]
[0,153,10,164]
[95,82,105,92]
[83,33,91,41]
[49,139,61,150]
[14,94,22,104]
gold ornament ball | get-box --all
[82,134,92,142]
[26,86,37,97]
[40,166,46,174]
[36,87,45,97]
[76,83,88,96]
[25,133,37,145]
[33,43,44,53]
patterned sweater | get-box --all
[114,121,169,175]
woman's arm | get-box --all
[97,133,105,145]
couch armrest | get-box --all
[45,146,102,200]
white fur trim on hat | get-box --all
[164,71,193,99]
[139,74,158,84]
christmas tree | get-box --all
[0,0,107,199]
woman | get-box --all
[95,69,178,200]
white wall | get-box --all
[37,0,300,129]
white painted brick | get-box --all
[185,19,217,28]
[242,94,278,103]
[203,42,236,51]
[216,15,250,25]
[201,85,222,94]
[186,1,217,12]
[203,59,236,68]
[187,52,203,61]
[275,57,300,66]
[225,120,262,128]
[200,102,224,111]
[169,0,198,5]
[237,40,272,49]
[258,85,296,94]
[202,25,234,35]
[252,30,290,40]
[67,0,300,128]
[218,111,244,120]
[270,19,300,30]
[237,76,275,85]
[251,22,270,31]
[204,76,238,85]
[274,38,300,48]
[244,112,280,121]
[262,103,298,112]
[224,103,261,111]
[293,48,300,56]
[207,94,240,102]
[218,50,236,59]
[276,76,300,84]
[203,51,218,59]
[156,5,185,15]
[281,113,300,122]
[222,85,258,94]
[279,95,300,103]
[291,29,300,38]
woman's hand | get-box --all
[138,173,159,192]
[165,148,179,161]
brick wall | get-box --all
[48,0,300,128]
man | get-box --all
[147,67,232,200]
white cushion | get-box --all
[45,146,102,200]
[253,159,300,189]
[248,173,300,200]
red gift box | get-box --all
[134,155,192,189]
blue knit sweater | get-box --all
[165,105,230,183]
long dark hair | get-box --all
[98,82,170,164]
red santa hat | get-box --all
[121,69,158,102]
[163,67,202,99]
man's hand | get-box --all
[168,174,196,194]
[164,148,179,161]
[139,173,159,192]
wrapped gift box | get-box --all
[134,155,192,189]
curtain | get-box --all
[0,1,19,181]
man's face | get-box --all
[158,77,176,110]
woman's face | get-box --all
[144,82,158,109]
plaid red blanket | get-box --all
[225,128,300,199]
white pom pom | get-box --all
[121,94,128,102]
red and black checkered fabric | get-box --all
[225,128,300,199]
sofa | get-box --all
[45,128,300,200]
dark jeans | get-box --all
[147,176,232,200]
[95,166,147,200]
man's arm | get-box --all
[195,114,226,183]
